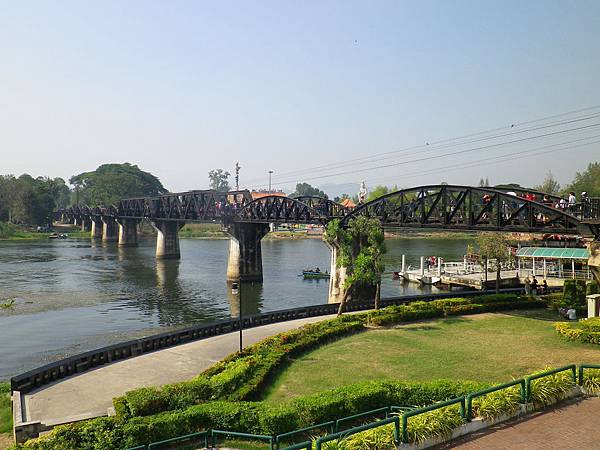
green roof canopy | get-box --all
[516,247,590,260]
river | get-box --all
[0,236,471,379]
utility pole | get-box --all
[268,170,273,193]
[235,162,240,191]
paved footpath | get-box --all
[24,314,337,426]
[434,397,600,450]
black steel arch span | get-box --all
[340,184,597,237]
[235,195,326,224]
[290,195,350,219]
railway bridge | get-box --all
[57,185,600,302]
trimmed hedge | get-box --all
[19,380,486,450]
[366,294,544,327]
[16,293,548,450]
[115,318,365,419]
[555,317,600,344]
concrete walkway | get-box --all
[434,396,600,450]
[23,314,337,426]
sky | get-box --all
[1,1,599,196]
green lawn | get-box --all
[262,310,600,403]
[0,383,11,435]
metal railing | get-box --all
[400,397,466,443]
[314,416,400,450]
[125,362,596,449]
[525,365,577,401]
[11,288,526,394]
[466,379,526,420]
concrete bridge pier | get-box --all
[117,219,139,247]
[226,223,270,282]
[152,221,185,259]
[327,242,348,304]
[80,218,92,232]
[90,218,103,239]
[101,217,118,242]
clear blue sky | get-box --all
[1,1,599,194]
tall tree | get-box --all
[208,169,231,192]
[70,163,167,206]
[564,162,600,197]
[325,217,386,314]
[290,182,327,198]
[534,171,561,194]
[476,232,512,293]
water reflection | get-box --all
[227,281,263,318]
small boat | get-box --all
[301,269,330,279]
[49,233,68,240]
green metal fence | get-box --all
[275,421,334,449]
[280,441,312,450]
[314,416,400,450]
[334,406,389,432]
[401,396,466,443]
[578,363,600,384]
[525,364,577,401]
[126,363,598,450]
[210,429,274,449]
[147,431,208,450]
[466,379,526,420]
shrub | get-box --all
[588,280,600,296]
[581,368,600,394]
[318,422,396,450]
[561,279,587,309]
[405,405,465,444]
[528,368,575,407]
[555,317,600,344]
[115,318,365,418]
[471,387,521,420]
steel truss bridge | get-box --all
[58,185,600,238]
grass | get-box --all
[262,310,600,403]
[0,383,11,435]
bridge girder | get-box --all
[341,184,595,237]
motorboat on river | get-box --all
[301,269,330,279]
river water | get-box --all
[0,236,471,379]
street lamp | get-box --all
[231,280,243,352]
[268,170,273,193]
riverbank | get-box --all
[0,223,89,241]
[0,383,11,449]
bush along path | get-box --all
[12,293,548,449]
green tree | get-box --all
[325,217,386,314]
[564,162,600,197]
[534,171,561,194]
[290,182,327,198]
[70,163,167,206]
[476,232,512,293]
[208,169,231,192]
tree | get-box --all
[564,162,600,197]
[70,163,167,206]
[325,217,386,314]
[534,172,561,194]
[476,233,512,293]
[478,178,490,187]
[208,169,231,192]
[291,182,327,198]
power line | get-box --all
[243,104,600,184]
[251,122,600,188]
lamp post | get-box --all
[268,170,273,193]
[231,281,243,352]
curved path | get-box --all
[434,397,600,450]
[23,314,337,426]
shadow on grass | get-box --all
[500,308,562,322]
